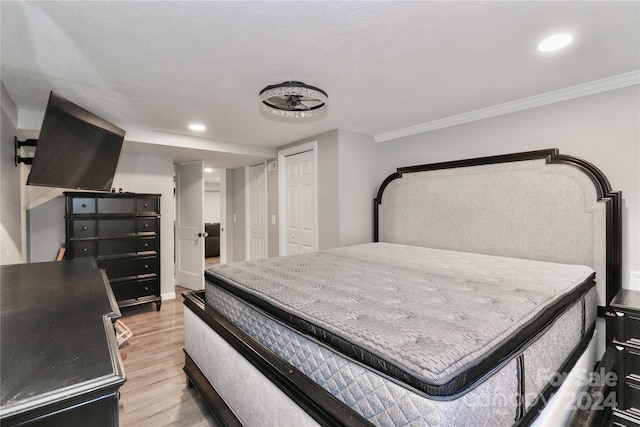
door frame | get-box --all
[278,141,318,256]
[219,168,227,264]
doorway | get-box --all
[204,167,223,267]
[174,163,226,291]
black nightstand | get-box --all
[612,289,640,425]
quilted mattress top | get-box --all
[205,243,594,396]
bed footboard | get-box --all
[184,351,242,427]
[182,291,373,427]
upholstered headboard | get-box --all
[374,149,621,339]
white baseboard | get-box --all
[631,271,640,291]
[162,291,177,301]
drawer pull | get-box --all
[616,345,625,351]
[82,203,87,208]
[144,223,149,228]
[82,226,88,231]
[144,286,149,291]
[144,243,149,248]
[144,264,149,269]
[144,203,149,207]
[83,248,88,252]
[617,312,625,317]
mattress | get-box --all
[204,243,597,425]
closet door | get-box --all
[283,149,317,255]
[248,162,267,260]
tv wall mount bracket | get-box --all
[14,136,38,166]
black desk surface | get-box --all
[0,259,125,422]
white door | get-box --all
[248,162,267,260]
[283,149,317,255]
[175,161,205,290]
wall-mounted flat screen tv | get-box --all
[26,91,125,191]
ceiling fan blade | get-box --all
[299,99,323,109]
[265,96,291,108]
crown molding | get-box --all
[375,70,640,143]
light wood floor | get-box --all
[205,257,220,267]
[118,288,219,427]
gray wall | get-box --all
[337,130,377,247]
[377,85,640,290]
[27,196,65,262]
[1,83,26,264]
[314,130,341,250]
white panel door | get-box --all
[175,162,205,290]
[249,163,267,260]
[284,150,316,255]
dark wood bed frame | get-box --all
[184,149,622,427]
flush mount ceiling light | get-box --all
[538,33,573,52]
[259,81,328,118]
[188,123,206,131]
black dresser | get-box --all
[65,191,162,310]
[612,289,640,425]
[0,259,125,426]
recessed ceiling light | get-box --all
[204,167,213,173]
[188,123,206,131]
[538,33,573,52]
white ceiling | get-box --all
[2,1,639,168]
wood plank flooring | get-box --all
[118,288,219,427]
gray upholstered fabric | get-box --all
[206,243,594,389]
[378,159,607,306]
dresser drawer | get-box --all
[137,218,158,233]
[71,240,96,258]
[624,381,640,410]
[97,237,156,255]
[70,197,96,214]
[137,237,157,252]
[613,408,640,426]
[71,220,96,238]
[97,219,136,236]
[617,310,640,343]
[97,238,137,256]
[111,277,159,301]
[98,256,158,280]
[137,198,159,214]
[97,198,135,214]
[617,345,640,410]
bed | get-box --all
[183,149,621,426]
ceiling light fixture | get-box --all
[259,81,328,118]
[189,123,206,131]
[204,167,213,173]
[537,33,573,52]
